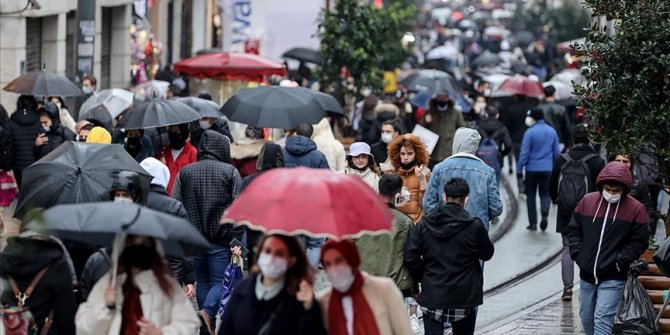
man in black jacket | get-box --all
[9,95,41,186]
[172,130,243,334]
[549,125,605,301]
[405,177,494,335]
[539,85,572,149]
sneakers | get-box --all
[198,310,214,335]
[540,217,548,231]
[526,224,537,231]
[562,287,573,301]
[409,314,422,335]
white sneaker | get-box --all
[410,314,422,335]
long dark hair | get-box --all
[49,96,68,111]
[346,154,381,175]
[117,237,174,298]
[253,234,314,295]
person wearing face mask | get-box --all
[387,134,431,223]
[33,102,76,160]
[77,123,94,142]
[157,123,197,195]
[9,95,41,186]
[405,177,494,335]
[567,161,649,335]
[49,96,77,133]
[190,116,233,148]
[317,239,411,335]
[73,75,97,119]
[517,108,561,231]
[341,142,381,192]
[370,120,401,168]
[76,235,200,335]
[230,125,267,178]
[420,93,467,168]
[123,129,155,163]
[219,234,326,335]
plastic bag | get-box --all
[653,237,670,277]
[612,267,661,335]
[218,254,244,317]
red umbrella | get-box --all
[173,52,286,82]
[221,168,393,240]
[497,76,545,98]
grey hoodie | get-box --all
[452,127,481,155]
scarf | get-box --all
[328,271,380,335]
[120,277,144,335]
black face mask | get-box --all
[168,132,185,150]
[399,160,416,170]
[78,137,87,142]
[127,136,141,148]
[436,101,449,109]
[120,245,157,270]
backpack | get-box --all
[476,128,504,174]
[1,266,53,335]
[557,153,599,216]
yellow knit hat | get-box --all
[86,127,112,144]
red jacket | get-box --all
[157,142,198,195]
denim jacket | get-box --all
[423,128,504,230]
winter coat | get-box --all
[0,237,77,335]
[58,107,77,133]
[370,140,389,166]
[475,118,513,158]
[219,275,327,335]
[9,108,42,172]
[420,107,466,161]
[242,143,285,190]
[283,135,330,169]
[173,130,243,244]
[424,128,503,228]
[518,120,561,173]
[312,118,346,171]
[394,166,430,223]
[157,141,198,195]
[124,135,155,163]
[567,162,649,284]
[79,248,112,302]
[76,270,200,335]
[316,272,412,335]
[405,203,494,309]
[355,206,415,292]
[230,139,265,178]
[539,101,571,146]
[500,100,536,144]
[549,144,605,233]
[33,104,76,160]
[341,166,380,192]
[190,122,233,147]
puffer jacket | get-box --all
[173,130,243,244]
[33,103,76,160]
[312,118,346,171]
[283,135,330,169]
[9,107,42,172]
[567,162,649,284]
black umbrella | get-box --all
[221,86,327,128]
[312,91,344,117]
[117,97,201,129]
[3,67,81,97]
[399,69,462,96]
[16,142,152,218]
[174,96,222,118]
[472,50,503,68]
[28,202,210,258]
[281,47,321,64]
[512,30,536,47]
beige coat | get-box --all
[313,118,347,171]
[75,270,200,335]
[341,167,380,193]
[59,107,77,133]
[317,273,411,335]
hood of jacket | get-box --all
[39,102,62,128]
[374,103,400,121]
[140,157,170,189]
[596,161,633,195]
[256,143,284,171]
[10,107,39,126]
[452,127,481,155]
[312,118,336,141]
[197,129,231,163]
[230,140,265,160]
[0,236,63,277]
[422,203,479,240]
[285,135,317,156]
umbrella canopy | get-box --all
[281,47,321,64]
[173,52,286,82]
[426,45,458,61]
[222,168,393,240]
[312,91,344,117]
[399,70,471,112]
[512,30,536,47]
[496,76,545,98]
[472,50,503,68]
[3,69,81,97]
[78,88,134,120]
[484,26,511,40]
[29,202,210,257]
[117,97,201,129]
[220,86,326,129]
[482,73,512,92]
[174,96,222,118]
[82,104,114,130]
[544,81,574,100]
[550,69,587,86]
[133,80,170,100]
[16,142,152,218]
[456,19,478,31]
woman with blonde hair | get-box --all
[387,134,431,223]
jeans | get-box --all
[579,279,625,335]
[524,171,551,226]
[423,314,476,335]
[561,234,574,289]
[298,236,324,268]
[194,243,231,319]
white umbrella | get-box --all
[484,26,511,39]
[551,69,587,86]
[483,73,511,92]
[133,80,170,101]
[426,44,458,61]
[78,88,134,120]
[544,81,574,100]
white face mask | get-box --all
[525,116,536,127]
[42,125,51,133]
[114,197,133,204]
[199,120,212,130]
[326,264,355,293]
[381,133,394,144]
[257,253,288,280]
[82,86,93,95]
[602,190,622,204]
